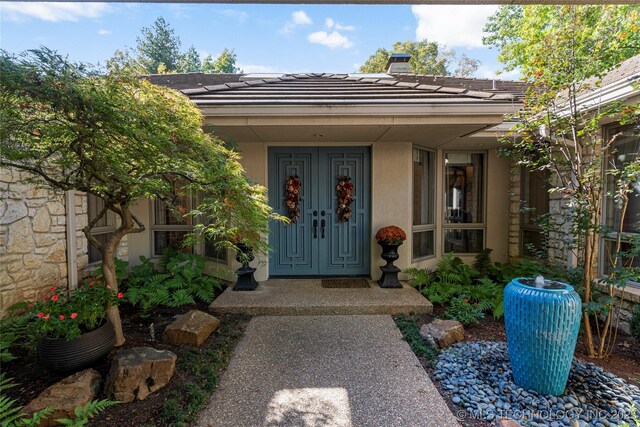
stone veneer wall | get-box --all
[0,168,127,317]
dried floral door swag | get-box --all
[336,176,354,222]
[285,175,302,222]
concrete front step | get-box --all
[209,279,432,316]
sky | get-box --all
[0,2,520,79]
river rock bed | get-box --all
[434,341,640,427]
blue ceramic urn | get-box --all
[504,277,582,395]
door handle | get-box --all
[321,210,326,217]
[313,219,318,239]
[321,219,326,238]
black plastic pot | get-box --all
[38,319,115,372]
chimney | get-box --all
[386,53,411,74]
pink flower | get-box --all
[51,295,58,302]
[50,286,56,292]
[89,281,95,287]
[59,315,64,320]
[117,292,124,299]
[70,313,77,319]
[97,281,102,285]
[43,314,50,320]
[464,299,469,303]
[37,312,44,318]
[107,285,111,289]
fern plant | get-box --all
[0,374,54,427]
[0,305,32,363]
[444,297,486,325]
[55,399,119,426]
[124,252,221,317]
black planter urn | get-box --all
[233,243,259,291]
[38,319,115,373]
[377,241,403,288]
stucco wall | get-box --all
[371,141,413,278]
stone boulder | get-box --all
[498,418,523,427]
[105,347,177,403]
[20,368,101,427]
[163,310,220,346]
[419,319,465,349]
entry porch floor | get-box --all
[209,279,432,316]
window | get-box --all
[601,124,639,286]
[520,168,550,257]
[87,194,116,264]
[412,147,436,260]
[151,194,228,263]
[152,194,194,256]
[443,152,485,253]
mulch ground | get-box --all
[4,300,250,427]
[408,306,640,427]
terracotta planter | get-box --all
[38,319,115,372]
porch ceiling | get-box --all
[206,123,500,149]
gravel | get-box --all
[434,341,640,427]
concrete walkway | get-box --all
[197,315,459,427]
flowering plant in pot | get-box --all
[27,279,122,372]
[375,225,407,288]
[28,280,121,340]
[375,225,407,245]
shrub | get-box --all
[124,251,221,316]
[631,305,640,343]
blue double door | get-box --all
[268,147,371,276]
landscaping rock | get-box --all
[420,319,464,348]
[433,341,640,426]
[20,368,101,427]
[498,418,523,427]
[163,309,220,346]
[105,347,177,403]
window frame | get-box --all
[599,122,639,287]
[519,167,551,258]
[86,194,117,265]
[441,151,487,255]
[411,146,437,261]
[150,194,228,265]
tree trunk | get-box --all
[101,242,125,346]
[582,231,596,357]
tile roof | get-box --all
[148,73,524,106]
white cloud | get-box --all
[475,65,521,80]
[220,9,248,23]
[238,64,282,73]
[280,10,312,34]
[325,17,355,31]
[308,31,353,49]
[411,5,498,48]
[97,29,111,36]
[0,2,111,22]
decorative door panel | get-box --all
[268,148,319,275]
[268,147,371,277]
[318,148,371,275]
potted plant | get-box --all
[27,279,122,372]
[375,225,407,288]
[230,229,261,291]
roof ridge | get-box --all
[180,72,518,100]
